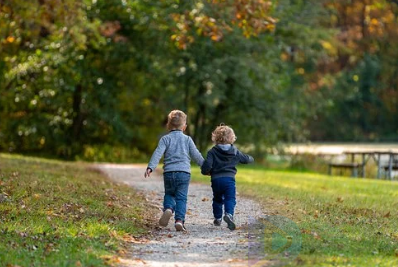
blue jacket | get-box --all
[201,144,254,179]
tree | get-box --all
[308,0,398,141]
[1,0,334,159]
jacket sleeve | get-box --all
[237,150,254,164]
[201,150,214,175]
[147,137,167,171]
[188,136,204,166]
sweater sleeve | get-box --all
[201,150,214,175]
[237,150,254,164]
[147,137,167,171]
[188,136,204,166]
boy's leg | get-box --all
[223,177,236,230]
[159,173,176,227]
[174,172,190,223]
[163,173,176,212]
[211,178,224,220]
[223,177,236,216]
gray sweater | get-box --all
[147,130,204,173]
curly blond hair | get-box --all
[166,110,187,130]
[211,124,236,144]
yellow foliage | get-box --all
[6,36,15,43]
[320,40,337,56]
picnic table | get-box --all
[328,151,398,179]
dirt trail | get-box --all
[97,164,266,267]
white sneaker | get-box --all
[175,220,187,231]
[159,209,173,227]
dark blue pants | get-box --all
[163,171,190,222]
[211,177,236,219]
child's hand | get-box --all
[144,168,152,178]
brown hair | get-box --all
[211,124,236,144]
[166,110,187,130]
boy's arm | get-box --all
[237,150,254,164]
[188,137,204,166]
[201,151,214,175]
[147,138,167,173]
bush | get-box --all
[76,144,147,163]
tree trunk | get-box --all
[71,84,83,144]
[193,85,207,151]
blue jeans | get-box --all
[211,177,236,219]
[163,171,190,222]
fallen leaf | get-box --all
[312,232,321,239]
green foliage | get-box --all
[0,0,329,159]
[0,153,148,266]
[1,0,397,160]
[76,144,147,163]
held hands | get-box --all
[144,168,152,178]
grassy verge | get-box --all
[0,153,149,267]
[191,165,398,267]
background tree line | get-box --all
[0,0,397,161]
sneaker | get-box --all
[159,209,173,227]
[213,218,222,226]
[223,213,236,230]
[175,220,187,231]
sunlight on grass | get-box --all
[191,166,398,267]
[0,154,148,267]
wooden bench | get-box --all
[379,157,398,179]
[327,151,398,179]
[328,162,362,177]
[382,165,398,171]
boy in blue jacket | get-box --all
[201,124,254,230]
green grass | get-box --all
[0,153,148,267]
[191,165,398,267]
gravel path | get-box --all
[97,164,266,267]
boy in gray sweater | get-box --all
[145,110,204,231]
